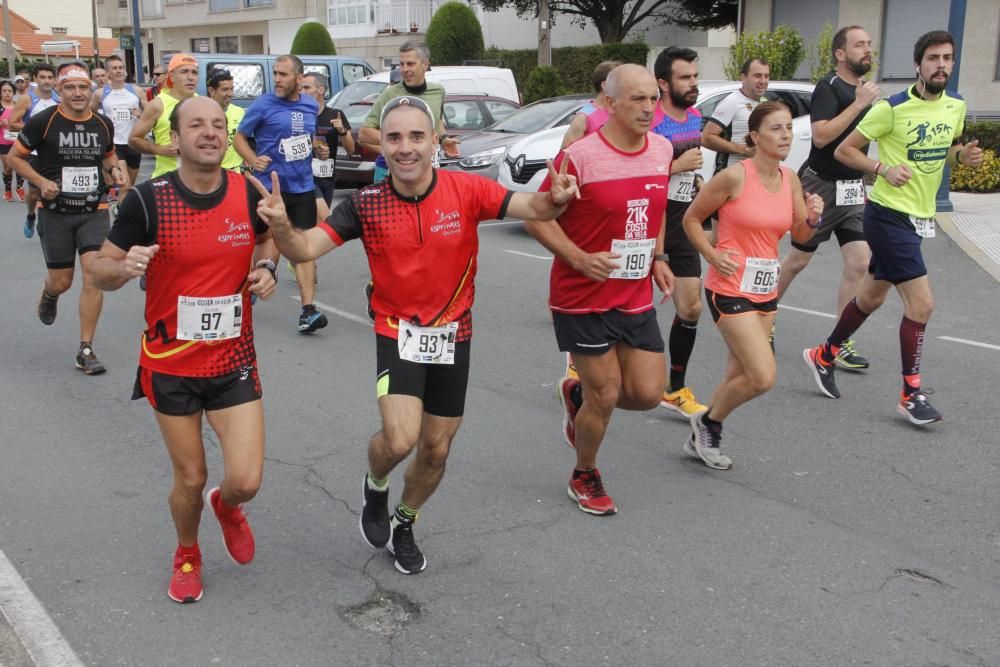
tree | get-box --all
[290,22,337,55]
[668,0,737,31]
[426,2,485,66]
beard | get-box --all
[668,85,698,109]
[846,57,872,77]
[922,72,949,95]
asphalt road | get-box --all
[1,182,999,666]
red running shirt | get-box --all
[540,130,673,314]
[320,169,512,342]
[107,170,268,376]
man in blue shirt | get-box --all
[235,54,328,334]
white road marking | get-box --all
[504,250,552,260]
[0,548,83,667]
[290,296,372,327]
[937,336,1000,351]
[777,303,836,319]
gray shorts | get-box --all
[792,168,866,252]
[37,208,110,269]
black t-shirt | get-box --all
[17,106,115,210]
[807,72,870,180]
[315,106,351,179]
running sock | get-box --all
[569,381,583,410]
[367,471,388,491]
[823,298,871,362]
[701,411,723,432]
[42,290,58,301]
[26,212,36,221]
[175,543,201,558]
[394,502,418,524]
[79,341,92,350]
[3,174,11,190]
[668,316,698,390]
[903,375,922,397]
[572,467,594,478]
[900,316,926,394]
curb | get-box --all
[936,212,1000,285]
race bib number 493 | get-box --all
[61,166,99,194]
[176,293,243,341]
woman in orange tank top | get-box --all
[679,101,823,469]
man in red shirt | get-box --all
[253,95,579,575]
[90,97,279,604]
[526,64,676,516]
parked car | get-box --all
[333,93,521,187]
[439,94,590,181]
[498,81,816,192]
[330,66,520,107]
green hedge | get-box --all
[291,21,337,55]
[951,149,1000,193]
[724,25,804,80]
[522,66,566,103]
[484,42,648,96]
[961,120,1000,153]
[427,2,484,66]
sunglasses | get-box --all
[153,71,166,76]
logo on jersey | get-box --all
[431,209,462,236]
[644,183,665,190]
[625,198,649,239]
[905,120,954,174]
[218,218,252,247]
[290,111,306,134]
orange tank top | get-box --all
[705,159,794,302]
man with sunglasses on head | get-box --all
[93,53,147,190]
[253,95,579,575]
[206,69,245,172]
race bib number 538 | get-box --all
[281,134,311,162]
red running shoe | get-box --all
[14,186,24,201]
[168,549,203,603]
[567,468,617,515]
[556,377,580,448]
[207,486,255,565]
[3,190,11,202]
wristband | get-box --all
[654,254,670,262]
[873,161,881,176]
[806,215,823,229]
[256,259,277,281]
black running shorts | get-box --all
[375,334,471,418]
[664,206,702,278]
[282,190,318,230]
[114,144,143,169]
[132,366,262,416]
[705,288,778,323]
[37,208,110,269]
[552,308,664,356]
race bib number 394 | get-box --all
[609,238,656,280]
[398,320,457,364]
[835,178,865,206]
[739,257,779,295]
[281,134,311,162]
[176,293,243,341]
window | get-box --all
[215,36,239,54]
[484,100,517,123]
[245,0,272,6]
[208,62,263,98]
[328,0,370,26]
[141,0,163,17]
[304,64,332,99]
[342,63,368,86]
[191,38,210,53]
[766,89,811,118]
[882,0,949,79]
[695,92,729,128]
[444,101,487,130]
[210,0,240,9]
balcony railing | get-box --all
[373,2,432,34]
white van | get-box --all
[331,66,519,109]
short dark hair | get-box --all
[914,30,954,65]
[303,71,329,91]
[276,54,304,75]
[653,47,698,83]
[590,60,621,92]
[105,54,124,66]
[831,26,864,61]
[207,68,233,89]
[740,57,769,77]
[33,63,55,77]
[0,80,14,94]
[169,96,189,132]
[745,100,789,148]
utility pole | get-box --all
[2,0,15,79]
[537,0,550,67]
[131,0,144,84]
[91,0,100,68]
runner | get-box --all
[146,65,167,102]
[776,26,880,369]
[253,95,579,573]
[803,30,983,425]
[300,71,354,206]
[92,53,147,189]
[702,57,769,176]
[130,53,199,178]
[525,64,676,515]
[0,80,17,202]
[91,96,279,604]
[91,67,108,91]
[559,60,621,149]
[234,54,328,334]
[650,46,709,417]
[682,101,823,468]
[8,61,125,374]
[13,72,29,101]
[9,63,59,238]
[206,68,245,172]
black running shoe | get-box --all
[298,305,328,333]
[387,517,426,575]
[75,345,107,375]
[803,346,840,399]
[898,389,942,425]
[37,290,58,326]
[834,338,870,371]
[359,476,390,548]
[364,280,375,324]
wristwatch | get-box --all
[256,259,277,281]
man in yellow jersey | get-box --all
[129,53,199,177]
[206,68,245,171]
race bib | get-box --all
[312,158,335,178]
[609,238,656,280]
[739,257,779,295]
[835,178,865,206]
[112,106,133,123]
[668,172,695,202]
[397,320,457,365]
[3,129,16,141]
[910,216,936,238]
[61,166,100,194]
[176,293,243,341]
[281,134,311,162]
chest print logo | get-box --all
[218,217,252,247]
[431,209,462,236]
[625,198,649,239]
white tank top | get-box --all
[100,85,141,145]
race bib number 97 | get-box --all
[176,293,243,341]
[398,320,457,364]
[739,257,779,295]
[609,238,656,280]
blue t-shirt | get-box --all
[238,92,319,194]
[651,105,703,216]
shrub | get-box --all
[951,149,1000,193]
[961,121,1000,153]
[809,22,835,83]
[724,25,805,81]
[522,66,565,103]
[483,42,648,95]
[426,2,484,66]
[290,22,336,55]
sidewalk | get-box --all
[938,191,1000,283]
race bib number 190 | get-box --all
[176,293,243,341]
[609,238,656,280]
[398,320,457,364]
[281,134,311,162]
[739,257,779,295]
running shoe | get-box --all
[298,305,328,333]
[834,338,870,371]
[364,280,375,324]
[207,486,255,565]
[36,290,57,325]
[387,516,426,574]
[556,376,580,448]
[803,346,840,399]
[15,186,24,201]
[567,468,617,515]
[3,190,11,203]
[359,475,390,548]
[660,386,707,417]
[75,345,106,375]
[565,352,578,380]
[684,413,732,470]
[898,389,942,425]
[167,550,203,604]
[23,215,34,239]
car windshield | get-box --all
[333,81,387,113]
[491,97,584,134]
[344,101,375,125]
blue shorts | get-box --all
[863,200,927,284]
